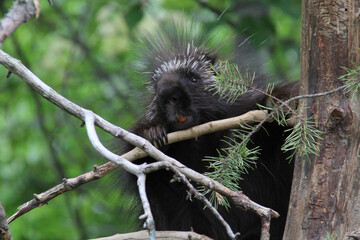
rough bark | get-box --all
[0,203,12,240]
[283,0,360,239]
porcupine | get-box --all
[118,20,296,240]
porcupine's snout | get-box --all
[156,74,195,129]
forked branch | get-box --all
[0,49,277,240]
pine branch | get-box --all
[204,60,349,200]
[207,61,254,103]
[339,64,360,100]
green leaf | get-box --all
[124,3,144,29]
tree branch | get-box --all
[84,111,165,238]
[0,49,276,239]
[0,0,39,45]
[6,110,268,224]
[169,166,239,239]
[88,230,213,240]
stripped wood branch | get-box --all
[84,111,162,238]
[6,110,268,224]
[0,49,277,240]
[87,230,213,240]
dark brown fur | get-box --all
[118,21,296,240]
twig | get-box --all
[170,166,239,239]
[0,0,37,45]
[251,84,346,115]
[237,84,346,150]
[84,111,165,238]
[260,214,271,240]
[290,85,346,101]
[137,174,155,239]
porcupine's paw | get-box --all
[143,124,168,148]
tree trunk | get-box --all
[283,0,360,239]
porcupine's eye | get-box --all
[185,71,198,84]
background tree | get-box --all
[1,0,302,239]
[284,0,360,239]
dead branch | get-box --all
[0,49,277,240]
[0,0,40,45]
[2,43,268,223]
[84,112,167,238]
[169,166,239,239]
[87,230,213,240]
[6,110,268,224]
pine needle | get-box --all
[207,61,255,103]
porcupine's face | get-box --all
[146,48,217,131]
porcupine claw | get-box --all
[143,124,168,147]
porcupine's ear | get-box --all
[203,50,218,66]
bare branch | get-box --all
[260,215,271,240]
[87,230,213,240]
[137,174,155,239]
[84,111,164,238]
[0,49,277,239]
[0,0,38,45]
[170,166,239,239]
[6,110,268,224]
[2,47,268,222]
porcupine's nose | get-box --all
[169,95,178,104]
[159,85,189,107]
[156,71,192,110]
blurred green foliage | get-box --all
[0,0,300,239]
